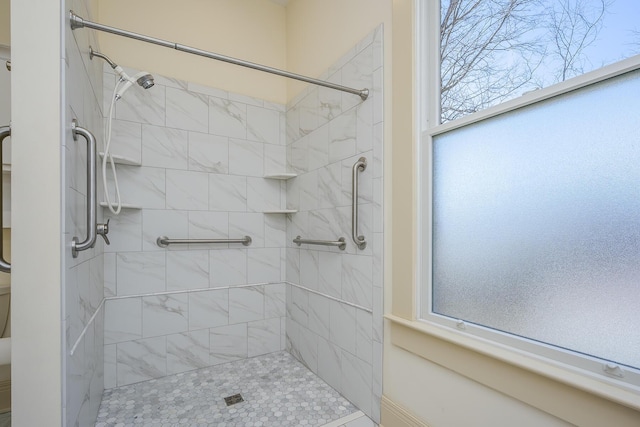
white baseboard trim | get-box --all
[380,395,429,427]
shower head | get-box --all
[89,46,154,99]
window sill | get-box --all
[386,313,640,425]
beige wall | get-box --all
[0,0,8,47]
[97,0,287,104]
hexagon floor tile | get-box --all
[95,351,357,426]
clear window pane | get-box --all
[432,69,640,369]
[440,0,640,123]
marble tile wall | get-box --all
[64,0,107,425]
[100,64,289,389]
[284,26,384,424]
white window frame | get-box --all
[416,0,640,406]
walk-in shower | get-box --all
[66,7,383,427]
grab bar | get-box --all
[351,157,367,249]
[0,125,10,272]
[157,235,252,248]
[71,119,110,258]
[293,235,346,251]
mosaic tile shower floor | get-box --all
[95,351,358,426]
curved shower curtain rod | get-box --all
[69,11,369,101]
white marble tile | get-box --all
[229,92,263,107]
[356,97,374,154]
[299,89,320,136]
[264,143,287,176]
[187,211,229,243]
[104,344,117,389]
[356,310,373,365]
[342,46,374,112]
[103,210,142,253]
[188,82,228,99]
[372,286,383,343]
[318,72,343,126]
[247,177,281,212]
[318,251,342,299]
[188,132,229,173]
[373,67,384,126]
[300,250,319,291]
[104,253,117,297]
[209,174,247,212]
[286,247,300,284]
[299,170,318,212]
[166,330,210,375]
[209,323,247,365]
[308,208,345,245]
[290,286,309,327]
[286,103,300,144]
[297,325,319,374]
[116,337,166,386]
[317,336,342,394]
[280,317,287,350]
[265,214,287,248]
[373,122,383,179]
[107,166,166,209]
[116,252,165,296]
[372,232,383,289]
[142,210,188,251]
[166,250,209,291]
[166,169,209,210]
[142,294,188,337]
[248,248,281,283]
[189,289,229,330]
[342,254,373,309]
[372,177,383,233]
[229,286,264,324]
[141,124,188,169]
[329,301,356,354]
[229,138,264,177]
[247,105,280,145]
[209,97,247,139]
[166,87,208,133]
[329,108,357,163]
[248,317,281,357]
[308,124,330,171]
[308,293,330,340]
[104,297,142,344]
[286,175,300,211]
[210,249,247,287]
[228,212,264,247]
[265,283,286,318]
[318,162,345,209]
[108,119,142,164]
[116,84,166,127]
[341,350,373,416]
[372,340,383,399]
[290,137,308,174]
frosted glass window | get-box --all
[431,69,640,370]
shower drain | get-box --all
[224,393,244,406]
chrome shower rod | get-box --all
[69,11,369,101]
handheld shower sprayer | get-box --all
[89,46,155,215]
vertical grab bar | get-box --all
[0,126,10,272]
[71,119,98,258]
[351,157,367,250]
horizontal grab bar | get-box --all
[293,236,346,251]
[157,235,252,248]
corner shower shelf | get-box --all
[263,209,297,214]
[99,202,142,210]
[99,152,142,166]
[263,173,297,180]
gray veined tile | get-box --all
[229,138,264,177]
[300,250,319,291]
[189,289,229,330]
[108,119,142,164]
[116,337,167,386]
[116,252,165,296]
[290,286,309,327]
[209,323,248,365]
[104,298,142,345]
[308,293,330,340]
[247,105,280,145]
[229,286,264,324]
[166,87,209,133]
[188,132,229,173]
[341,254,373,309]
[356,310,373,365]
[308,124,330,171]
[209,97,247,139]
[228,212,265,247]
[330,300,356,354]
[319,251,342,299]
[329,107,357,164]
[247,248,281,284]
[317,336,342,394]
[246,177,281,212]
[116,83,166,127]
[341,350,373,416]
[141,124,188,169]
[263,143,287,176]
[107,166,166,210]
[187,211,229,241]
[142,294,189,338]
[142,210,188,252]
[209,174,247,212]
[319,162,345,209]
[166,169,209,211]
[210,249,247,287]
[167,330,210,375]
[248,317,281,357]
[166,250,209,291]
[265,283,286,318]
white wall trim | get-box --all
[381,395,430,427]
